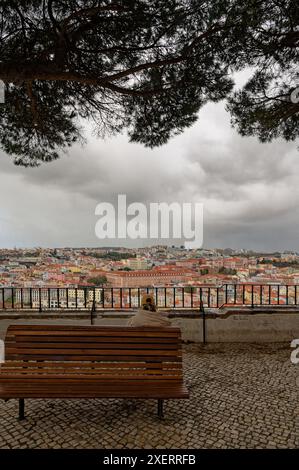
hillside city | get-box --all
[1,246,299,309]
[1,246,299,286]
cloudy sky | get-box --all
[0,77,298,251]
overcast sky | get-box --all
[0,81,298,251]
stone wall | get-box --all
[0,308,298,342]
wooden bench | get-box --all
[0,325,189,420]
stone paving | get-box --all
[0,343,298,449]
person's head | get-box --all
[141,294,157,312]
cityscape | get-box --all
[3,246,299,287]
[1,246,299,309]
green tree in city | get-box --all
[219,267,237,275]
[0,1,298,166]
[87,275,107,285]
[200,268,209,275]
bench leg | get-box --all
[157,399,164,419]
[18,399,25,421]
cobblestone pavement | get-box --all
[0,343,298,449]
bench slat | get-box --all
[1,361,181,369]
[1,361,181,368]
[7,328,180,336]
[7,342,180,350]
[6,355,181,362]
[0,374,182,380]
[7,325,180,332]
[7,347,181,355]
[11,336,180,344]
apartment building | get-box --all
[106,269,196,287]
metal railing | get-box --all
[0,284,299,311]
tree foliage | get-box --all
[87,275,107,285]
[226,1,299,143]
[0,0,298,166]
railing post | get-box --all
[39,288,42,312]
[200,300,206,345]
[251,285,254,309]
[101,287,104,308]
[20,288,23,309]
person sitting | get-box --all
[127,294,172,327]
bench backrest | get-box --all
[5,325,183,374]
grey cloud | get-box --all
[0,100,298,250]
